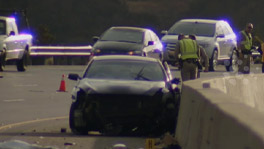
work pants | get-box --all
[238,54,251,74]
[181,61,198,81]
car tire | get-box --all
[225,50,238,72]
[16,50,29,72]
[0,50,6,71]
[209,50,218,71]
[69,102,88,135]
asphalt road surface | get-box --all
[0,64,263,149]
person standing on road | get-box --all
[237,23,254,74]
[189,34,209,78]
[174,34,208,81]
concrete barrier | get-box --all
[176,74,264,149]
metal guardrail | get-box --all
[30,45,92,56]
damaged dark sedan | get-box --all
[68,55,181,136]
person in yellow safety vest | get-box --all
[174,34,208,81]
[188,34,209,78]
[237,23,254,74]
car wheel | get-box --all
[0,50,6,71]
[209,50,218,71]
[16,50,29,72]
[69,102,88,135]
[225,50,238,72]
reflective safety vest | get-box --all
[240,30,252,51]
[179,38,198,60]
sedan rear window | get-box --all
[100,29,144,43]
[85,60,165,81]
[168,22,216,37]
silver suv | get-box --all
[161,19,237,71]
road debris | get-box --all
[64,142,76,146]
[60,128,67,133]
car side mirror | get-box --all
[171,77,181,85]
[68,73,81,81]
[92,36,100,42]
[9,31,15,36]
[148,41,154,46]
[216,34,225,38]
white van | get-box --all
[161,19,237,71]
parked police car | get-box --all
[0,16,32,71]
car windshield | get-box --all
[168,22,216,37]
[0,20,6,35]
[84,59,165,81]
[100,29,144,43]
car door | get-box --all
[4,20,19,59]
[143,31,154,57]
[215,23,228,58]
[147,30,163,59]
[150,30,163,52]
[222,23,237,58]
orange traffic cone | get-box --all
[58,74,66,92]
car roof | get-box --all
[179,19,225,24]
[109,26,149,32]
[92,55,159,62]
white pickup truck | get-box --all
[0,16,32,71]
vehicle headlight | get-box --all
[71,87,80,102]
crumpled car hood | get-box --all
[76,78,167,96]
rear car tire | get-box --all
[209,50,218,71]
[225,50,238,72]
[0,50,6,71]
[16,50,29,72]
[69,102,88,135]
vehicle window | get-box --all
[7,21,15,35]
[224,23,234,34]
[168,22,216,37]
[100,29,144,43]
[222,24,232,35]
[85,60,165,81]
[150,30,159,42]
[223,26,230,35]
[216,24,224,35]
[144,31,152,45]
[0,20,6,35]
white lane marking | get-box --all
[3,99,25,102]
[0,116,68,131]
